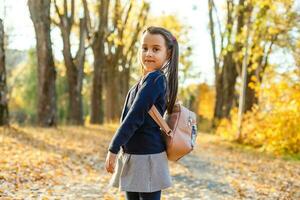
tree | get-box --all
[83,0,149,123]
[208,0,297,124]
[237,0,298,112]
[28,0,57,126]
[0,19,9,126]
[237,15,251,141]
[83,0,108,124]
[53,0,87,125]
[208,0,250,122]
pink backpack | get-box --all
[148,102,198,161]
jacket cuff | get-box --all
[108,145,119,154]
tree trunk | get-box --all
[84,0,149,123]
[89,0,109,124]
[244,69,258,112]
[90,48,104,124]
[213,72,223,120]
[104,1,149,122]
[208,0,219,87]
[221,52,238,118]
[120,65,130,111]
[244,37,275,112]
[104,60,118,123]
[237,15,251,141]
[0,19,9,126]
[211,0,246,121]
[28,0,57,126]
[53,0,85,125]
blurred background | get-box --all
[0,0,300,155]
[1,1,300,199]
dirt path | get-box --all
[101,134,300,200]
[101,133,300,200]
[1,127,299,200]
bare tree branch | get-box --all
[82,0,92,39]
[208,0,219,85]
[53,0,62,20]
[64,0,68,17]
[123,2,132,27]
[70,0,75,26]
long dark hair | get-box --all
[142,26,179,114]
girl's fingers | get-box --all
[109,158,115,173]
[105,154,112,173]
[105,159,110,172]
[105,157,115,173]
[105,151,117,173]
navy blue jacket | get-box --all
[108,70,167,154]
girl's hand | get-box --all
[105,151,117,173]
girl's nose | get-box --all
[146,50,153,57]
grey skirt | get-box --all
[108,149,172,192]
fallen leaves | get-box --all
[0,125,113,199]
[0,126,299,199]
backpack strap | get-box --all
[148,105,173,137]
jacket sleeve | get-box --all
[108,72,165,154]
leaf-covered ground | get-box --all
[0,125,299,199]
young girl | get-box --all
[105,26,179,200]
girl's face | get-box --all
[140,32,170,73]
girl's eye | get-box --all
[141,47,159,52]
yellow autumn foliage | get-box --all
[217,69,300,155]
[197,83,215,120]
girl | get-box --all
[105,26,179,200]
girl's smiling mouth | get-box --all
[145,60,155,63]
